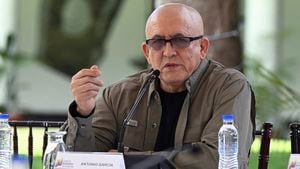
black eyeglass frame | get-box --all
[145,35,203,50]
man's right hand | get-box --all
[70,65,103,116]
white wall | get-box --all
[15,0,41,58]
[244,0,300,93]
[99,0,150,86]
[5,0,151,114]
[0,0,16,49]
[280,0,300,92]
[0,0,16,108]
[244,0,280,71]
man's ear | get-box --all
[141,42,151,64]
[200,37,210,59]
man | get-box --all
[63,3,255,169]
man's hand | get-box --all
[71,65,103,116]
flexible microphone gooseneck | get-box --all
[117,70,160,153]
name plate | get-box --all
[54,152,126,169]
[288,154,300,169]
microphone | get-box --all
[117,69,160,153]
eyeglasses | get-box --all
[145,35,203,50]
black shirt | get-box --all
[154,89,187,151]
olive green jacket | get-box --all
[63,59,255,169]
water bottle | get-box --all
[218,114,238,169]
[12,155,29,169]
[0,114,12,169]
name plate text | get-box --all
[54,152,126,169]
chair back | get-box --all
[9,120,64,169]
[255,122,273,169]
[289,122,300,154]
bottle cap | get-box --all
[0,114,9,119]
[222,114,234,122]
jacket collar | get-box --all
[185,58,209,95]
[147,58,209,105]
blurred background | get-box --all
[0,0,299,139]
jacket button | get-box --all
[80,124,86,128]
[152,122,158,128]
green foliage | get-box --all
[245,57,300,137]
[0,34,34,111]
[249,152,290,169]
[13,127,59,169]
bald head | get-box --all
[145,3,204,38]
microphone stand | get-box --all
[117,70,160,153]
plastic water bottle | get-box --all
[218,114,238,169]
[0,114,12,169]
[13,155,29,169]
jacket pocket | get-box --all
[123,125,145,151]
